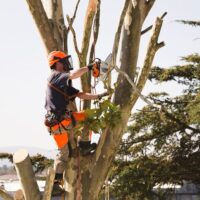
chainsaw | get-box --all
[92,53,112,81]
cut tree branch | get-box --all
[141,12,167,35]
[13,149,41,200]
[135,17,164,101]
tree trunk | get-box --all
[13,149,41,200]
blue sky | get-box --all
[0,0,199,150]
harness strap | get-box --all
[48,82,77,100]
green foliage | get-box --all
[0,153,13,163]
[149,54,200,89]
[77,100,121,133]
[176,20,200,27]
[31,154,53,173]
[110,158,172,200]
[110,52,200,199]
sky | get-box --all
[0,0,199,150]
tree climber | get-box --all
[44,51,108,196]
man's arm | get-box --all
[76,92,98,100]
[76,92,109,100]
[68,67,88,80]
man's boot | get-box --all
[52,173,65,196]
[78,141,97,156]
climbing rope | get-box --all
[76,140,81,200]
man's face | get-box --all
[55,61,68,72]
[55,56,73,72]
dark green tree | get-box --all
[109,46,200,199]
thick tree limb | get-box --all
[113,1,144,107]
[80,0,98,62]
[80,0,98,109]
[26,0,58,53]
[0,189,14,200]
[88,0,101,63]
[106,0,130,88]
[92,0,131,177]
[46,0,65,50]
[144,0,156,19]
[135,17,164,96]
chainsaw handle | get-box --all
[93,63,100,77]
[91,58,101,78]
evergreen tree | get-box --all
[110,44,200,199]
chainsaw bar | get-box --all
[99,53,112,81]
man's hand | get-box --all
[97,91,109,100]
[87,60,101,78]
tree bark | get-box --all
[13,149,41,200]
[80,0,98,109]
[0,188,14,200]
[114,1,145,107]
[26,0,59,53]
[42,0,66,51]
[42,168,55,200]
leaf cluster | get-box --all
[31,154,53,173]
[77,100,121,133]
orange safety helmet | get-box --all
[48,51,68,68]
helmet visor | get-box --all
[59,55,73,71]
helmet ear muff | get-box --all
[50,63,56,70]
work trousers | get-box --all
[50,111,86,174]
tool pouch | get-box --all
[44,112,59,127]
